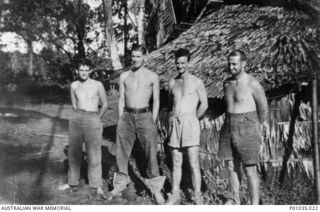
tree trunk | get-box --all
[77,0,86,59]
[154,0,176,48]
[27,38,34,77]
[156,0,165,48]
[123,0,129,66]
[77,40,85,59]
[137,0,146,46]
[103,0,122,70]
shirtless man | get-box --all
[110,45,165,204]
[218,50,268,205]
[166,48,208,205]
[59,59,108,196]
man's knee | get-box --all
[188,153,199,170]
[87,153,101,167]
[244,164,258,178]
[172,152,183,168]
[189,160,200,172]
[225,160,239,172]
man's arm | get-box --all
[196,79,208,119]
[167,79,175,112]
[70,83,77,110]
[118,73,125,119]
[251,79,268,124]
[98,82,108,120]
[152,74,160,122]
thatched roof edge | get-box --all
[146,4,320,98]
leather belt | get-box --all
[124,107,150,113]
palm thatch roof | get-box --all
[145,4,320,98]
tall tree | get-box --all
[58,0,94,62]
[0,0,47,77]
[102,0,122,70]
[76,0,86,59]
[1,0,110,78]
[0,0,80,77]
[138,0,177,50]
[123,0,129,66]
[137,0,146,46]
[153,0,176,47]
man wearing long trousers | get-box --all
[110,45,165,204]
[59,58,108,196]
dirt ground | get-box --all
[0,90,316,205]
[0,92,157,205]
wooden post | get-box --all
[312,76,320,204]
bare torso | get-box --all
[123,68,156,108]
[170,75,200,115]
[71,79,101,112]
[224,74,257,113]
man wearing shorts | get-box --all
[110,45,165,204]
[219,50,268,205]
[59,58,108,196]
[166,48,208,205]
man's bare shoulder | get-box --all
[70,81,79,89]
[247,74,263,89]
[191,75,205,86]
[192,75,202,82]
[119,71,131,80]
[144,68,159,79]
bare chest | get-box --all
[124,75,152,91]
[74,84,99,100]
[224,81,252,103]
[172,80,197,98]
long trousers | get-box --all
[68,109,103,188]
[116,110,160,178]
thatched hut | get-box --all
[144,3,320,188]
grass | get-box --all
[199,163,315,205]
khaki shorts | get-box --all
[218,111,262,165]
[168,113,200,148]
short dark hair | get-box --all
[228,50,247,61]
[78,58,93,69]
[175,48,190,61]
[131,44,147,55]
